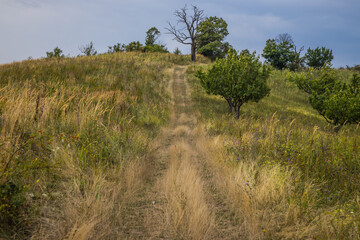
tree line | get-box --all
[46,26,170,59]
[44,4,359,130]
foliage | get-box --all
[0,52,185,238]
[79,41,97,56]
[108,43,125,53]
[197,16,231,61]
[289,67,360,127]
[125,41,143,52]
[346,64,360,72]
[145,27,160,46]
[262,38,299,70]
[305,47,334,68]
[196,51,271,119]
[46,47,64,58]
[187,66,360,238]
[173,47,182,55]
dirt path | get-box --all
[121,66,240,239]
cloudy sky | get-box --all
[1,0,359,67]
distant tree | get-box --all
[262,33,304,70]
[166,5,204,62]
[46,47,64,58]
[196,51,271,119]
[79,41,97,56]
[142,27,168,53]
[173,47,182,55]
[125,41,143,52]
[145,27,160,46]
[108,43,125,53]
[197,16,231,61]
[305,47,333,69]
[276,33,294,45]
[289,67,360,129]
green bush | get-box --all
[46,47,64,58]
[125,41,143,52]
[289,67,360,128]
[108,43,125,53]
[79,41,97,56]
[196,51,271,119]
[305,47,333,68]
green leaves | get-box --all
[305,47,333,69]
[196,51,271,118]
[289,68,360,127]
[197,16,231,61]
[145,27,160,46]
[262,39,298,70]
[46,47,64,59]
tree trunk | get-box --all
[191,43,196,62]
[225,98,233,113]
[234,102,243,119]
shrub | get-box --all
[79,41,97,56]
[305,47,333,69]
[196,51,271,119]
[125,41,143,52]
[46,47,64,58]
[173,48,182,55]
[108,43,125,53]
[289,67,360,128]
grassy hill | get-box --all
[187,66,360,239]
[0,51,359,239]
[0,52,208,239]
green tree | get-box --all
[197,16,231,61]
[145,27,160,46]
[305,47,333,69]
[108,43,125,53]
[262,38,298,70]
[289,68,360,129]
[125,41,143,52]
[46,47,64,58]
[79,41,97,56]
[173,47,182,55]
[196,51,271,119]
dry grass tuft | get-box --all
[161,140,215,239]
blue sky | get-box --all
[1,0,359,67]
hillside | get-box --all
[0,52,359,239]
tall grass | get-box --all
[0,52,197,239]
[187,66,360,239]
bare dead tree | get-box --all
[166,5,204,62]
[276,33,294,45]
[277,33,305,70]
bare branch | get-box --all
[276,33,294,45]
[166,5,204,61]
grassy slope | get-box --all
[187,66,360,239]
[0,52,208,239]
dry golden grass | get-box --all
[0,52,172,239]
[192,115,360,239]
[161,140,215,239]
